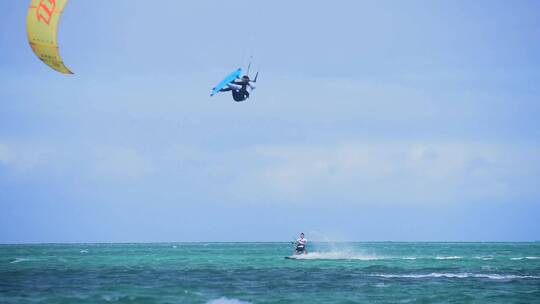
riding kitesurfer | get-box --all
[294,233,308,255]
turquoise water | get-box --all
[1,242,539,303]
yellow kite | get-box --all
[27,0,73,74]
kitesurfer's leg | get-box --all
[227,83,242,91]
[219,88,232,92]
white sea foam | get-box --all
[80,250,89,254]
[207,297,251,304]
[102,294,121,302]
[9,258,30,264]
[375,283,389,288]
[373,273,540,280]
[511,256,539,260]
[435,256,462,260]
[475,256,494,260]
[286,253,473,261]
[287,251,382,260]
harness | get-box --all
[296,239,306,252]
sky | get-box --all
[1,0,539,243]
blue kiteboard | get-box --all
[211,68,242,96]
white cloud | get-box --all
[0,144,14,165]
[223,141,540,205]
[0,142,57,173]
[2,138,538,206]
[92,147,151,180]
[0,141,151,182]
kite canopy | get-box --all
[27,0,73,74]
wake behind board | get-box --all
[284,255,308,259]
[211,68,242,96]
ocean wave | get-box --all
[474,256,494,260]
[511,257,539,260]
[9,258,30,264]
[285,254,487,261]
[435,256,462,260]
[373,273,540,280]
[207,297,251,304]
[286,251,382,260]
[285,254,540,262]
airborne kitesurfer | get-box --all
[217,75,256,102]
[210,58,258,102]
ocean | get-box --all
[1,242,539,303]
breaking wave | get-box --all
[372,273,540,280]
[435,256,462,260]
[474,256,494,260]
[511,257,539,260]
[286,251,383,260]
[9,258,31,264]
[207,297,252,304]
[284,253,510,261]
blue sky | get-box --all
[1,1,539,243]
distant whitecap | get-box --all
[207,297,251,304]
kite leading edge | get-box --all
[27,0,73,74]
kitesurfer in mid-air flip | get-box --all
[210,58,259,102]
[294,233,308,255]
[217,74,256,102]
